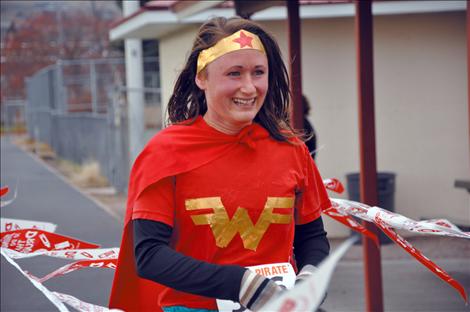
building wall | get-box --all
[159,11,469,237]
[159,25,199,122]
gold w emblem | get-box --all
[185,197,294,251]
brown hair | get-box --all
[167,16,297,142]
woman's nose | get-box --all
[240,74,256,94]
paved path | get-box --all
[1,137,123,311]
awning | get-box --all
[109,0,465,41]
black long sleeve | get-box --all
[132,218,246,301]
[293,216,330,270]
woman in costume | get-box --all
[110,16,331,312]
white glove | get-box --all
[239,270,284,311]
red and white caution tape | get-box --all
[328,197,469,303]
[3,177,467,310]
[322,205,380,246]
[1,184,17,208]
[0,186,9,197]
[2,247,121,312]
[374,216,468,304]
[322,179,470,239]
[1,248,70,312]
[322,178,469,303]
[2,247,119,260]
[1,229,100,254]
[330,198,470,239]
[52,292,122,312]
[42,247,119,260]
[261,236,358,312]
[323,178,345,194]
[421,218,467,231]
[322,179,380,244]
[1,217,57,233]
[37,258,117,283]
[0,183,121,310]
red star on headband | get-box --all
[233,31,253,48]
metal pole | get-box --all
[90,60,98,114]
[55,61,66,114]
[355,1,384,311]
[467,5,470,166]
[287,0,304,130]
[123,0,145,165]
[55,3,65,59]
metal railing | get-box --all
[25,58,161,193]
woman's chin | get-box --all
[231,113,257,126]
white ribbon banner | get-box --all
[1,217,57,233]
[1,248,70,312]
[2,247,119,260]
[330,198,470,239]
[53,292,123,312]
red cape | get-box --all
[109,117,270,311]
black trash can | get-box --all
[346,172,396,244]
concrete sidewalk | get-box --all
[319,221,470,311]
[322,218,469,310]
[322,256,469,311]
[1,137,123,311]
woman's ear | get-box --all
[195,71,207,91]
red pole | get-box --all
[355,1,384,311]
[467,4,470,165]
[287,0,304,130]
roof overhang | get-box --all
[109,6,236,41]
[170,0,225,19]
[109,0,466,41]
[110,10,180,40]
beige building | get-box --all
[111,1,469,237]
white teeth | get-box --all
[233,98,255,105]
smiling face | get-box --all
[195,49,269,134]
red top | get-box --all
[109,116,330,311]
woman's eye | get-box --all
[228,71,240,77]
[254,70,265,76]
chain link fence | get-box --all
[26,58,161,193]
[1,99,26,131]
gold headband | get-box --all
[196,29,266,74]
